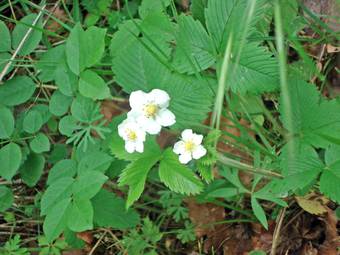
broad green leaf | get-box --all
[79,70,111,100]
[320,161,340,204]
[0,76,36,106]
[77,151,112,174]
[0,143,22,180]
[30,133,50,153]
[23,110,43,134]
[138,0,170,18]
[0,186,13,212]
[251,196,268,230]
[32,104,51,124]
[92,189,140,229]
[71,95,99,123]
[66,23,106,74]
[49,91,72,117]
[47,159,77,185]
[67,198,93,232]
[0,52,13,75]
[40,177,74,215]
[207,187,240,198]
[173,15,215,74]
[0,21,11,52]
[190,0,208,25]
[43,198,71,242]
[159,149,204,195]
[119,154,161,208]
[19,153,45,187]
[325,144,340,166]
[12,14,43,56]
[55,65,78,96]
[0,106,14,139]
[59,115,79,136]
[72,171,108,200]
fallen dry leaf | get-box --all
[295,194,328,215]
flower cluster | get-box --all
[118,89,206,164]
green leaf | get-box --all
[47,159,77,185]
[173,15,215,74]
[66,23,106,75]
[320,161,340,204]
[40,177,74,215]
[159,149,203,195]
[207,187,240,198]
[77,151,112,174]
[43,198,71,242]
[119,154,161,208]
[19,153,45,187]
[49,91,72,117]
[23,110,43,134]
[72,171,108,200]
[0,106,14,139]
[190,0,208,25]
[138,0,170,19]
[55,65,78,96]
[11,14,43,56]
[325,144,340,166]
[30,133,50,153]
[229,43,279,94]
[92,189,140,229]
[67,198,93,232]
[0,76,36,106]
[0,21,11,52]
[59,115,78,136]
[0,52,13,75]
[0,186,13,212]
[0,143,22,180]
[79,70,111,100]
[251,196,268,230]
[71,95,99,123]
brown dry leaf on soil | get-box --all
[295,193,329,216]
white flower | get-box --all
[128,89,176,135]
[173,129,207,164]
[118,118,146,153]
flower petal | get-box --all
[192,134,203,145]
[179,152,192,164]
[149,89,170,108]
[135,141,144,153]
[118,121,127,139]
[181,129,193,141]
[192,145,207,159]
[156,109,176,127]
[138,116,161,135]
[129,90,147,109]
[125,141,135,153]
[173,141,185,155]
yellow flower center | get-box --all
[144,104,158,118]
[184,140,195,152]
[127,130,137,141]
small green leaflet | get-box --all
[0,21,11,52]
[0,143,22,181]
[0,106,15,139]
[19,153,45,187]
[30,133,50,153]
[23,110,43,134]
[251,196,268,230]
[79,69,111,100]
[47,159,77,185]
[72,171,108,200]
[67,198,94,232]
[0,186,13,212]
[49,91,72,117]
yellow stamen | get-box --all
[184,140,195,152]
[127,130,137,141]
[144,104,158,118]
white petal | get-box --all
[192,134,203,145]
[179,152,192,164]
[118,121,127,138]
[135,141,144,153]
[149,89,170,108]
[127,110,141,121]
[138,116,161,135]
[129,90,147,110]
[192,145,207,159]
[125,141,135,153]
[136,129,146,142]
[173,141,185,155]
[181,129,194,141]
[156,109,176,127]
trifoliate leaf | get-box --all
[12,14,43,56]
[72,171,108,200]
[0,76,36,106]
[159,149,204,195]
[19,153,45,187]
[47,159,77,185]
[0,106,14,139]
[0,21,11,52]
[30,133,50,153]
[23,110,43,134]
[0,186,13,212]
[49,91,72,117]
[67,198,93,232]
[79,69,111,100]
[0,143,22,180]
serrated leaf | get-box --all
[67,198,93,232]
[49,91,73,117]
[79,69,111,100]
[138,0,170,19]
[92,189,140,229]
[72,171,108,200]
[12,14,43,56]
[173,15,215,74]
[159,149,203,195]
[40,177,74,215]
[43,198,71,242]
[0,186,13,212]
[320,161,340,204]
[30,133,50,153]
[119,154,161,208]
[251,196,268,230]
[190,0,208,25]
[77,151,112,174]
[19,153,45,187]
[23,110,43,134]
[0,76,36,106]
[0,106,14,139]
[0,21,11,52]
[0,143,22,180]
[47,159,77,185]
